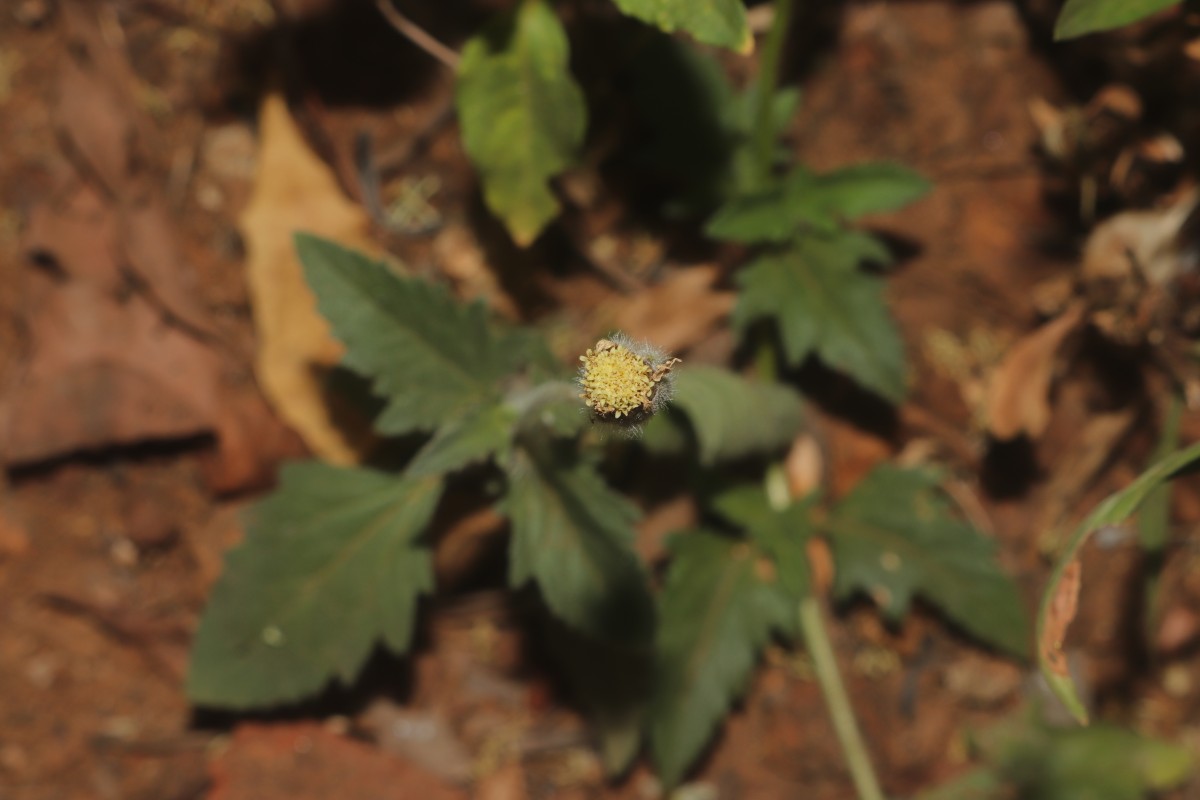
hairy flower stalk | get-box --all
[577,334,680,431]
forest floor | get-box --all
[3,1,1200,799]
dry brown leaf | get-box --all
[605,266,734,354]
[1,188,221,465]
[53,53,131,195]
[23,186,121,289]
[121,201,219,339]
[985,304,1085,440]
[240,92,377,465]
[1081,195,1197,287]
[1041,559,1082,678]
[1,282,222,464]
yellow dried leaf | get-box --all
[240,93,375,464]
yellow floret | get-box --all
[578,341,656,418]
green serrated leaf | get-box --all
[457,0,585,245]
[705,171,837,244]
[612,0,752,53]
[1054,0,1180,39]
[651,530,792,788]
[666,366,805,465]
[1037,441,1200,724]
[502,444,655,644]
[812,162,931,220]
[711,485,814,604]
[406,402,517,478]
[187,462,441,708]
[734,238,908,402]
[706,163,927,245]
[295,234,530,435]
[827,465,1029,657]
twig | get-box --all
[374,0,460,70]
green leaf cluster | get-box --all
[187,237,650,708]
[455,0,753,244]
[712,163,928,403]
[647,467,1028,787]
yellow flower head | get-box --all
[578,334,679,428]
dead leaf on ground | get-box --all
[1,283,222,464]
[986,303,1085,440]
[605,266,734,354]
[241,92,377,465]
[121,201,219,339]
[23,185,121,289]
[53,50,131,195]
[1041,559,1082,678]
[1034,408,1138,541]
[357,700,474,785]
[434,222,520,319]
[0,189,221,465]
[1082,192,1197,287]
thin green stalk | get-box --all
[1141,392,1184,644]
[764,466,886,800]
[799,596,887,800]
[748,0,795,188]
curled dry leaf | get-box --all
[240,93,377,464]
[1040,558,1082,679]
[1081,193,1198,287]
[985,303,1085,440]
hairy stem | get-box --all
[799,596,887,800]
[748,0,795,188]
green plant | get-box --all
[187,233,1029,791]
[188,2,1035,795]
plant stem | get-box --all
[748,0,795,188]
[764,467,886,800]
[798,595,887,800]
